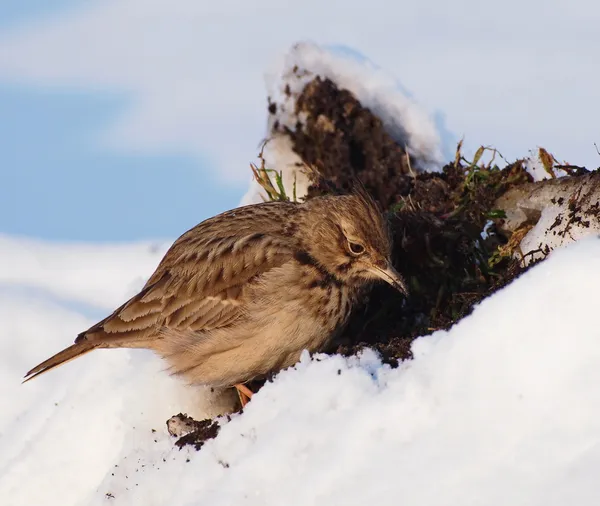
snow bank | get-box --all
[0,240,236,506]
[495,172,600,266]
[0,234,169,310]
[4,235,600,505]
[271,42,443,169]
[242,42,443,205]
[520,201,600,265]
[98,237,600,505]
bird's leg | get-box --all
[234,383,254,408]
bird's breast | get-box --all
[249,260,360,339]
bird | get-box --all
[24,187,408,406]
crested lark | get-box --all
[24,189,407,404]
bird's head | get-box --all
[299,189,408,296]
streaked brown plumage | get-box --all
[24,190,407,399]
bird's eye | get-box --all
[348,241,365,255]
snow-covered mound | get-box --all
[267,42,443,169]
[0,234,169,308]
[242,42,443,205]
[4,237,600,505]
[0,239,237,505]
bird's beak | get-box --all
[368,264,409,296]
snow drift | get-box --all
[97,237,600,506]
[5,237,600,506]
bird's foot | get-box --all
[234,383,254,409]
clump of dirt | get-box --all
[281,76,535,364]
[327,164,532,364]
[167,413,221,451]
[278,76,414,209]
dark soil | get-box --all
[280,76,414,209]
[274,76,534,364]
[327,168,531,364]
[170,414,221,451]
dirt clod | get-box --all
[167,413,221,451]
[277,76,535,363]
[279,76,414,209]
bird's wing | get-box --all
[78,204,299,347]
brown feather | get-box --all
[24,195,406,388]
[23,342,96,383]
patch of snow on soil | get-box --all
[242,42,443,204]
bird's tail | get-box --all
[23,342,96,383]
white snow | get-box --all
[0,240,237,506]
[519,196,600,265]
[524,149,569,182]
[4,235,600,505]
[0,234,169,309]
[494,169,600,266]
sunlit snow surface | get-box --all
[3,236,600,505]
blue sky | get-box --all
[2,0,598,244]
[1,85,242,241]
[0,2,243,242]
[0,0,80,29]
